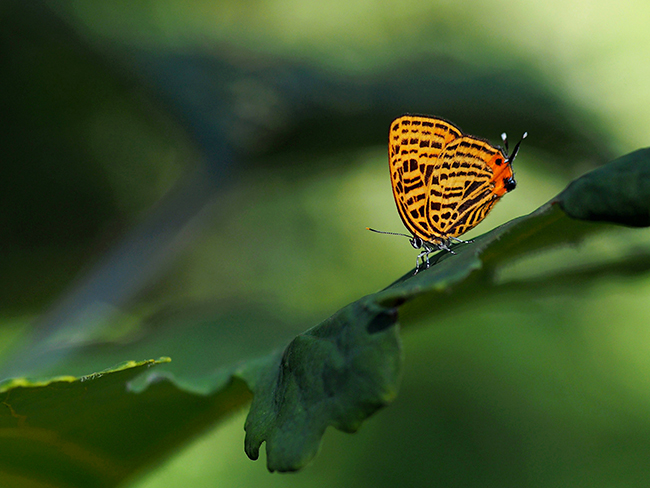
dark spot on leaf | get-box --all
[367,308,398,334]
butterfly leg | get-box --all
[414,249,429,274]
[448,236,473,244]
[423,243,437,269]
[413,240,458,274]
[423,251,432,269]
[414,244,435,274]
[436,240,456,255]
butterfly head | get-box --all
[410,236,423,250]
[503,176,517,191]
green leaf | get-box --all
[0,358,251,488]
[238,147,650,472]
[558,147,650,226]
[2,149,649,484]
[241,300,402,472]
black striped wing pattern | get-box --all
[389,114,513,245]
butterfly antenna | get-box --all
[366,227,412,239]
[507,131,528,163]
[501,132,509,153]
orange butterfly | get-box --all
[369,114,526,272]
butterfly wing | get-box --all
[389,115,462,241]
[426,135,513,238]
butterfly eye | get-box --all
[410,237,422,249]
[504,177,517,191]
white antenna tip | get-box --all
[501,132,507,142]
[522,132,528,138]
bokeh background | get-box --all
[3,0,650,486]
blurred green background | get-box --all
[3,0,650,486]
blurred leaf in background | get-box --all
[2,0,650,487]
